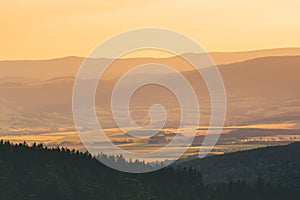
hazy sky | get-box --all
[1,0,300,59]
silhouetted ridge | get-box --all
[0,140,299,200]
[176,142,300,186]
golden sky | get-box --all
[1,0,300,59]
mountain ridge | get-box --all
[1,48,300,81]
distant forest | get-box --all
[0,140,299,200]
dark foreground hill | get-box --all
[177,142,300,186]
[0,140,299,200]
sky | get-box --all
[1,0,300,59]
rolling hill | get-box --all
[176,142,300,186]
[1,48,300,81]
[0,55,300,134]
[0,140,299,200]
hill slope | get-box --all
[0,141,299,199]
[177,142,300,185]
[1,56,300,134]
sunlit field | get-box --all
[1,123,299,162]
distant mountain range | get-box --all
[0,48,300,135]
[1,47,300,81]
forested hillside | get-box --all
[177,142,300,185]
[0,140,299,200]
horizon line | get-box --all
[1,47,300,62]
